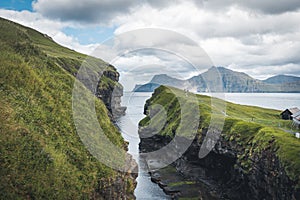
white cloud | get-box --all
[229,63,300,80]
[0,9,97,54]
[112,2,300,80]
[52,32,98,54]
[1,0,300,87]
[0,9,63,36]
[87,27,213,90]
[32,0,300,26]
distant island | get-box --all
[133,67,300,93]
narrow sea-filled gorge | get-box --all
[116,92,170,199]
[117,91,300,199]
[1,7,300,199]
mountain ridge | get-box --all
[133,67,300,92]
[263,74,300,84]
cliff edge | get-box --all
[139,86,300,199]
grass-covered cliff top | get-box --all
[139,85,300,187]
[0,17,131,199]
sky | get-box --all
[1,0,300,90]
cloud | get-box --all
[111,2,300,80]
[88,29,212,90]
[32,0,138,25]
[0,9,64,35]
[229,63,300,80]
[115,3,300,39]
[2,0,300,89]
[32,0,177,25]
[239,0,300,14]
[114,54,197,90]
[197,0,300,14]
[0,9,97,54]
[32,0,300,26]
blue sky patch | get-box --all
[62,26,116,45]
[0,0,33,11]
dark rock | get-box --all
[96,68,127,120]
[138,127,300,199]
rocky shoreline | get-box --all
[139,132,220,199]
[138,86,300,200]
[139,125,300,200]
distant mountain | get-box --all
[133,83,160,92]
[150,74,186,88]
[188,66,263,92]
[133,67,300,92]
[263,75,300,84]
[133,74,188,92]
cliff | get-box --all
[96,66,127,119]
[0,17,135,199]
[138,86,300,199]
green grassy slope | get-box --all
[0,17,133,199]
[139,86,300,187]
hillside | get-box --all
[133,83,160,92]
[0,17,135,199]
[133,67,300,92]
[138,86,300,199]
[263,75,300,84]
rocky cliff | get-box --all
[0,17,135,199]
[138,86,300,199]
[96,66,127,120]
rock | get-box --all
[96,67,127,119]
[138,126,300,199]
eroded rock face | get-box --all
[180,134,298,199]
[93,66,136,199]
[96,67,127,120]
[139,128,300,200]
[96,173,137,200]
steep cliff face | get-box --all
[174,133,297,199]
[140,133,299,199]
[96,67,126,119]
[0,17,135,199]
[139,86,300,199]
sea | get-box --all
[116,92,300,200]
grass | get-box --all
[139,85,300,187]
[0,17,133,199]
[168,181,196,187]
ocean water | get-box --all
[116,92,300,199]
[222,93,300,110]
[116,92,170,200]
